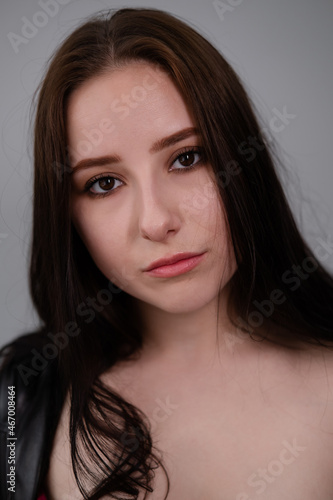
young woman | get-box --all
[1,7,333,500]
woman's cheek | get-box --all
[107,260,139,291]
[179,177,222,230]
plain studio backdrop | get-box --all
[0,0,332,347]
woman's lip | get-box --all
[144,252,206,278]
[145,252,205,271]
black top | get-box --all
[0,332,64,500]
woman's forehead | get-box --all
[66,62,197,164]
[68,62,169,114]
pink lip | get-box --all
[144,252,206,278]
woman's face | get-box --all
[69,62,237,314]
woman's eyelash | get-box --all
[83,175,122,198]
[83,146,206,198]
[170,146,206,172]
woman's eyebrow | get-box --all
[149,126,199,153]
[71,127,199,173]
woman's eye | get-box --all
[83,148,205,197]
[171,148,204,171]
[85,176,123,197]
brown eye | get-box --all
[171,148,203,171]
[98,178,115,191]
[178,152,197,167]
[85,175,123,197]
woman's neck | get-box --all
[134,287,241,367]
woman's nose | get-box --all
[137,182,181,242]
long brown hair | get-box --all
[27,7,333,499]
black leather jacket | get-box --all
[0,332,63,500]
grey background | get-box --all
[1,0,332,347]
